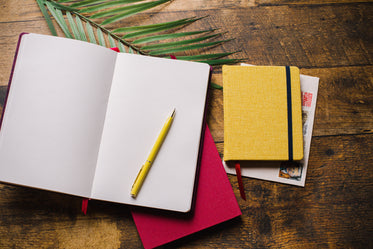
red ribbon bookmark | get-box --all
[110,47,120,52]
[235,162,246,200]
[82,198,89,215]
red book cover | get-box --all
[131,125,241,248]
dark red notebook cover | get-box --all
[131,125,241,248]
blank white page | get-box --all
[0,33,117,197]
[92,53,210,212]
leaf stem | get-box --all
[47,0,145,54]
[71,9,145,53]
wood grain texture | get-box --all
[0,0,372,248]
[1,2,372,85]
[0,135,371,248]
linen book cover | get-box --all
[223,65,303,161]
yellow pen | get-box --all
[131,108,176,198]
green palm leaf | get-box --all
[172,52,238,61]
[46,2,72,38]
[196,58,246,66]
[86,21,97,44]
[79,0,146,13]
[141,33,223,50]
[36,0,241,72]
[36,0,57,35]
[112,17,201,34]
[148,39,233,56]
[97,28,106,46]
[118,42,127,52]
[122,17,204,39]
[132,30,215,44]
[66,11,81,40]
[70,0,107,8]
[108,35,116,47]
[90,0,170,22]
[75,15,88,41]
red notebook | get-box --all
[131,125,241,248]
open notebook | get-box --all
[0,33,210,213]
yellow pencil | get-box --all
[130,109,176,198]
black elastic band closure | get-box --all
[285,66,293,161]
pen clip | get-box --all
[131,165,144,190]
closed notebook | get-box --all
[131,125,241,249]
[223,65,303,161]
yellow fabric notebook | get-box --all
[223,65,303,161]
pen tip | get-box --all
[171,108,176,118]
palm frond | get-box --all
[170,52,239,61]
[141,33,223,50]
[108,35,116,47]
[86,21,98,44]
[132,30,216,45]
[36,0,57,35]
[90,0,170,24]
[112,17,202,34]
[121,17,205,39]
[36,0,240,67]
[66,11,81,39]
[77,0,145,13]
[148,39,234,56]
[75,15,88,41]
[46,1,73,38]
[210,82,223,90]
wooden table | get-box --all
[0,1,372,248]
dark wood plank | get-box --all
[2,0,369,20]
[0,0,372,248]
[206,66,373,144]
[3,65,370,141]
[111,3,373,68]
[213,3,373,68]
[0,134,371,248]
[303,66,373,136]
[219,134,373,248]
[1,3,372,85]
[0,186,140,248]
[256,0,370,5]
